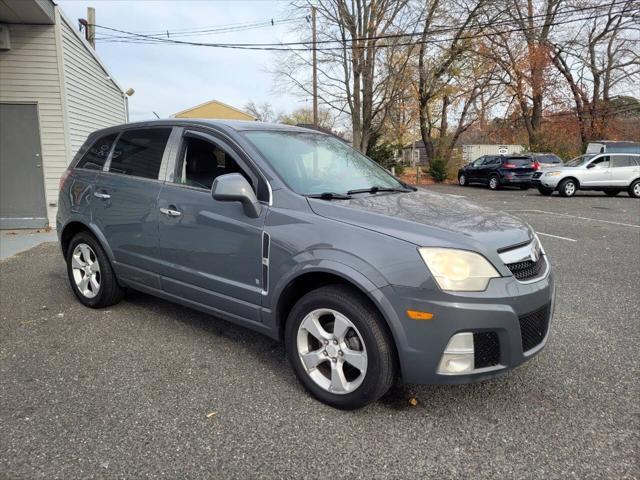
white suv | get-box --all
[531,153,640,198]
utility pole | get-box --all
[86,7,96,49]
[311,5,318,127]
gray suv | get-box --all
[57,120,555,409]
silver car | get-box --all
[532,153,640,198]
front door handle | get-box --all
[93,192,111,199]
[160,207,182,217]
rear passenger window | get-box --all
[612,156,638,168]
[109,128,171,179]
[76,133,117,170]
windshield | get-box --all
[243,131,404,195]
[565,154,594,167]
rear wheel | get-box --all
[66,231,124,308]
[488,175,499,190]
[458,174,467,186]
[558,178,577,197]
[285,285,396,410]
[629,179,640,198]
[605,190,621,197]
[538,187,554,196]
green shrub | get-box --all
[428,158,448,182]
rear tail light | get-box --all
[59,169,71,191]
[532,161,540,170]
[504,163,517,168]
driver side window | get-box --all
[175,136,251,190]
[472,157,485,167]
[590,156,610,168]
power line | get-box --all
[95,16,306,41]
[91,3,636,52]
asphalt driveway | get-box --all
[1,185,639,479]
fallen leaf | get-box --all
[206,412,217,418]
[408,397,418,407]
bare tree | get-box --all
[274,0,411,153]
[244,101,278,122]
[549,0,640,149]
[485,0,562,150]
[416,0,491,160]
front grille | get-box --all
[532,171,543,179]
[518,304,550,352]
[507,255,546,281]
[473,332,500,368]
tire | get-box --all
[284,285,396,410]
[458,174,467,186]
[538,187,554,196]
[488,175,500,190]
[605,190,620,197]
[66,231,124,308]
[629,179,640,198]
[558,178,577,197]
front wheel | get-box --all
[538,187,554,196]
[458,174,467,186]
[285,285,396,410]
[488,175,500,190]
[629,179,640,198]
[66,231,124,308]
[558,178,577,197]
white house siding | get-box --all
[58,13,126,157]
[0,23,66,224]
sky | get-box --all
[57,0,308,121]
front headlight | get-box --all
[418,247,500,292]
[545,171,562,176]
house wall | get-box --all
[175,102,255,120]
[0,23,65,225]
[58,11,126,157]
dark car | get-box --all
[57,120,554,409]
[458,155,535,190]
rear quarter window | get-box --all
[76,133,117,170]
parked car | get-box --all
[457,155,535,190]
[531,152,640,197]
[58,120,555,409]
[529,153,563,170]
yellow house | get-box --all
[173,99,256,121]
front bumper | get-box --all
[534,175,561,188]
[376,264,555,385]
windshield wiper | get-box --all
[346,186,413,195]
[306,192,352,200]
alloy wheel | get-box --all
[564,181,576,196]
[296,308,368,395]
[459,174,466,186]
[71,243,101,298]
[489,177,498,190]
[634,183,640,197]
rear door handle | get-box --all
[93,192,111,199]
[160,207,182,217]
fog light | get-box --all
[438,332,474,374]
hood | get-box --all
[307,189,532,251]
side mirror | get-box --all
[586,163,596,169]
[211,173,262,218]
